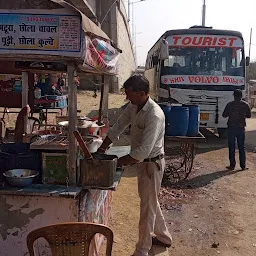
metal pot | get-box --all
[3,169,38,187]
[80,154,118,187]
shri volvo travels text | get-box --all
[145,26,250,138]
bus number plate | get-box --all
[200,113,209,121]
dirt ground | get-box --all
[0,90,127,126]
[109,124,256,255]
[2,91,256,256]
[77,91,256,256]
[110,139,256,256]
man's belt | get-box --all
[143,154,164,162]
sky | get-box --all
[125,0,256,66]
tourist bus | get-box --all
[145,26,250,137]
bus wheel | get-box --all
[218,128,227,139]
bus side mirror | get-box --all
[160,39,169,60]
[152,56,159,66]
[246,56,250,66]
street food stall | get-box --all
[0,1,122,255]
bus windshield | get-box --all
[162,47,244,77]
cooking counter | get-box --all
[0,146,131,256]
[0,184,112,256]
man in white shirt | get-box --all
[97,74,172,256]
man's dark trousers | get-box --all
[227,127,246,169]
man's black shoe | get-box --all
[226,166,235,170]
[152,237,172,248]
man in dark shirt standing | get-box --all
[222,89,251,170]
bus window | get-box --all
[161,46,244,77]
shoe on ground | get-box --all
[226,166,235,170]
[152,237,172,248]
[241,167,249,171]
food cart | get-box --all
[0,1,122,255]
[164,133,206,184]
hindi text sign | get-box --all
[0,13,81,54]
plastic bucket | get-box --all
[158,103,171,132]
[185,105,200,137]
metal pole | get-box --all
[202,0,206,26]
[249,28,252,58]
[128,0,131,22]
[132,2,135,42]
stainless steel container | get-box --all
[3,169,38,187]
[80,154,117,187]
[83,135,103,153]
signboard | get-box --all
[161,75,245,86]
[0,13,81,55]
[166,35,243,48]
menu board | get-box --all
[0,13,81,55]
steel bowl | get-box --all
[3,169,39,187]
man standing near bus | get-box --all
[222,89,251,170]
[97,74,172,256]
